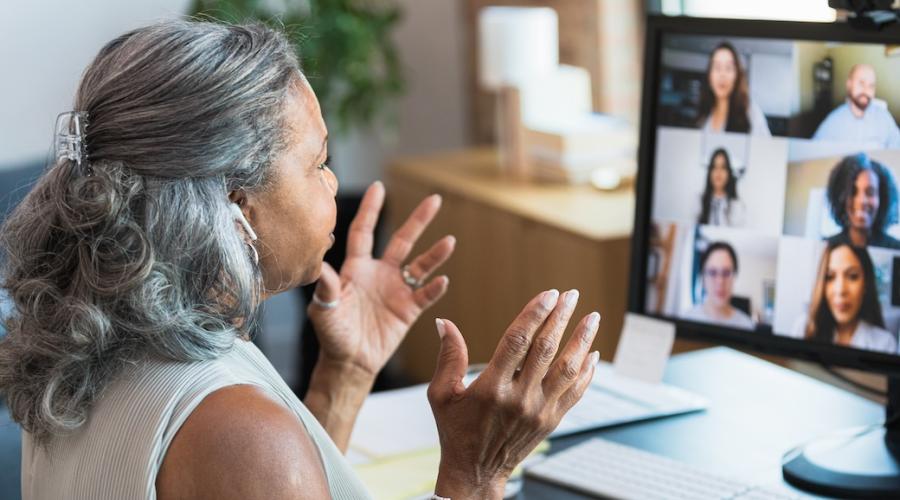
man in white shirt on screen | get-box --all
[813,63,900,149]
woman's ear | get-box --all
[228,188,255,223]
[228,188,245,206]
[227,189,258,242]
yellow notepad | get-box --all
[354,441,550,500]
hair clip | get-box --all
[55,111,89,173]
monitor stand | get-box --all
[782,376,900,497]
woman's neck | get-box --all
[711,98,730,128]
[703,302,732,320]
[834,320,860,346]
[712,188,726,198]
[848,226,870,247]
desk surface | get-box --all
[390,148,634,241]
[520,347,884,498]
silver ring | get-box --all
[401,265,423,290]
[311,293,340,309]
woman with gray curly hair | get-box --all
[0,20,601,500]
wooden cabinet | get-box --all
[386,148,634,382]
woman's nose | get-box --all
[325,167,339,196]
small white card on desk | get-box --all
[613,313,675,384]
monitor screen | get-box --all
[634,17,900,370]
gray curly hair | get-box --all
[0,20,302,441]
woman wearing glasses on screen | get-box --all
[697,42,771,136]
[825,153,900,250]
[790,242,896,353]
[697,148,745,227]
[683,241,755,329]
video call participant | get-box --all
[697,148,745,226]
[697,42,771,136]
[825,153,900,249]
[813,63,900,149]
[683,241,755,329]
[790,242,896,353]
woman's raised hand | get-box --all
[307,181,455,378]
[428,289,600,499]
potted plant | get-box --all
[190,0,405,133]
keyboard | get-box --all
[551,362,708,437]
[526,438,801,500]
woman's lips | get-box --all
[832,302,853,314]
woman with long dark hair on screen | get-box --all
[697,42,771,136]
[697,148,745,226]
[791,242,896,353]
[683,241,755,329]
[825,153,900,250]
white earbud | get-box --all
[228,202,257,241]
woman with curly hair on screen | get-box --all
[825,153,900,250]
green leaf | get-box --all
[189,0,406,132]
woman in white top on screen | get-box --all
[697,148,746,227]
[683,241,755,329]
[697,42,771,136]
[790,242,896,353]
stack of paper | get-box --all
[526,114,637,184]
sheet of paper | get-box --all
[349,372,481,460]
[349,384,437,459]
[613,313,675,384]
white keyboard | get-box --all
[551,363,708,437]
[526,438,801,500]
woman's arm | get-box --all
[302,182,454,447]
[302,357,375,452]
[157,385,331,500]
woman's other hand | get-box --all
[308,181,455,378]
[428,289,600,498]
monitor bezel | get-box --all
[629,15,900,375]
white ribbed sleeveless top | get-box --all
[21,339,372,499]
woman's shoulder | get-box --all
[747,101,771,136]
[872,232,900,250]
[787,316,807,339]
[156,385,330,500]
[856,321,898,353]
[731,308,755,328]
[681,304,706,321]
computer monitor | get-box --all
[629,15,900,496]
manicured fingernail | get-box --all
[590,351,600,365]
[588,311,601,330]
[565,289,579,307]
[435,318,446,338]
[542,289,559,308]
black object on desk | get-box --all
[521,347,883,499]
